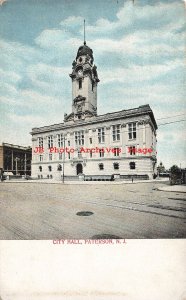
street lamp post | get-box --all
[62,136,66,183]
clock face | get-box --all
[77,104,82,111]
[78,69,83,76]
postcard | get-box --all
[0,0,185,299]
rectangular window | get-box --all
[99,149,104,158]
[130,162,136,169]
[49,154,52,161]
[112,125,120,141]
[48,135,53,148]
[90,151,92,158]
[98,128,105,143]
[79,79,82,89]
[99,163,104,170]
[39,155,43,162]
[89,138,92,144]
[78,150,82,158]
[75,131,84,146]
[38,137,43,147]
[57,134,63,147]
[128,146,136,155]
[128,123,136,140]
[68,152,70,159]
[113,163,119,170]
[68,140,70,146]
[114,148,120,157]
[59,153,62,160]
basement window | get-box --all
[99,163,104,170]
[129,162,136,170]
[113,163,119,170]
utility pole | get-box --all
[62,136,66,183]
[24,153,27,176]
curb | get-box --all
[157,187,186,193]
[2,179,168,185]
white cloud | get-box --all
[0,68,21,84]
[99,59,182,84]
[27,63,68,87]
[0,96,20,106]
[0,82,18,98]
[86,18,119,35]
[8,112,45,125]
[35,29,81,51]
[89,32,183,62]
[21,90,60,106]
[85,1,185,38]
[83,1,185,69]
[60,16,84,27]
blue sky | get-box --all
[0,0,185,169]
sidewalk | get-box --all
[157,185,186,193]
[3,178,168,185]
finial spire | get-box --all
[84,19,86,45]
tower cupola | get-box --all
[65,21,99,123]
[76,42,94,62]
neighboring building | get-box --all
[0,143,32,176]
[157,161,169,177]
[31,41,157,180]
[157,161,165,174]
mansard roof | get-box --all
[31,104,157,135]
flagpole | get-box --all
[84,19,86,44]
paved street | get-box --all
[0,181,186,239]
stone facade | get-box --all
[31,42,157,180]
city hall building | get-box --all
[31,41,157,180]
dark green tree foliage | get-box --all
[170,165,180,174]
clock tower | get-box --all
[65,41,99,122]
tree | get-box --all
[170,165,180,174]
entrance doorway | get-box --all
[76,163,83,175]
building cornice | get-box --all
[31,104,157,135]
[1,142,32,151]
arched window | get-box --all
[113,163,119,170]
[39,166,42,172]
[48,166,52,172]
[99,163,104,170]
[129,162,136,169]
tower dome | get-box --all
[76,42,93,60]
